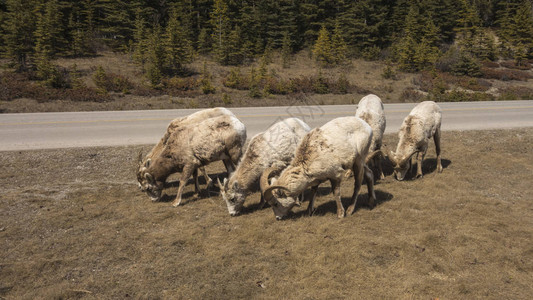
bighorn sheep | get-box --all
[137,107,235,194]
[389,101,442,180]
[137,114,246,206]
[355,94,386,179]
[218,118,311,216]
[261,117,377,220]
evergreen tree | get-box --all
[511,0,533,60]
[395,4,440,71]
[3,0,37,70]
[165,7,194,72]
[281,31,292,68]
[210,0,232,64]
[331,22,348,65]
[132,9,147,65]
[34,0,65,60]
[146,25,165,87]
[312,25,333,66]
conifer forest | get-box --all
[0,0,532,108]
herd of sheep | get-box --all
[136,94,443,220]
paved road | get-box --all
[1,100,532,151]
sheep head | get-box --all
[261,167,300,220]
[389,150,416,181]
[136,158,163,201]
[218,177,245,216]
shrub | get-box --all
[452,54,482,77]
[400,87,426,102]
[500,60,532,70]
[431,89,494,102]
[222,67,249,90]
[92,66,134,93]
[498,86,533,100]
[481,67,531,81]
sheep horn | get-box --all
[260,167,279,197]
[365,150,383,163]
[263,185,291,203]
[144,173,154,184]
[388,150,396,164]
[216,177,225,192]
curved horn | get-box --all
[260,167,280,196]
[365,150,383,163]
[144,173,154,184]
[263,185,291,200]
[388,150,396,165]
[217,177,225,191]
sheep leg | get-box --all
[199,166,213,188]
[332,180,344,218]
[434,128,443,173]
[376,155,385,180]
[222,158,235,175]
[258,193,266,209]
[364,165,376,208]
[329,179,337,195]
[307,185,319,216]
[347,162,364,216]
[172,165,195,207]
[193,168,200,195]
[416,148,427,178]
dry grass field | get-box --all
[1,128,532,299]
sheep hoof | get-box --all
[346,205,356,216]
[337,208,346,218]
[171,200,181,207]
[368,198,376,209]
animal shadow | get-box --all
[292,189,393,218]
[381,156,451,181]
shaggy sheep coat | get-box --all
[355,94,386,179]
[263,116,376,219]
[220,118,311,216]
[391,101,442,180]
[138,114,246,206]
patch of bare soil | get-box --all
[1,129,532,299]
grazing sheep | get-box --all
[262,116,377,220]
[137,114,246,206]
[137,107,235,193]
[389,101,442,180]
[355,94,386,179]
[219,118,311,216]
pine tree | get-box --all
[394,4,440,71]
[132,9,147,65]
[3,0,37,70]
[211,0,231,64]
[281,31,292,68]
[331,22,348,65]
[146,25,165,87]
[165,7,194,72]
[312,25,333,66]
[511,0,533,60]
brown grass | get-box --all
[1,128,532,298]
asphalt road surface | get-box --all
[1,100,532,151]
